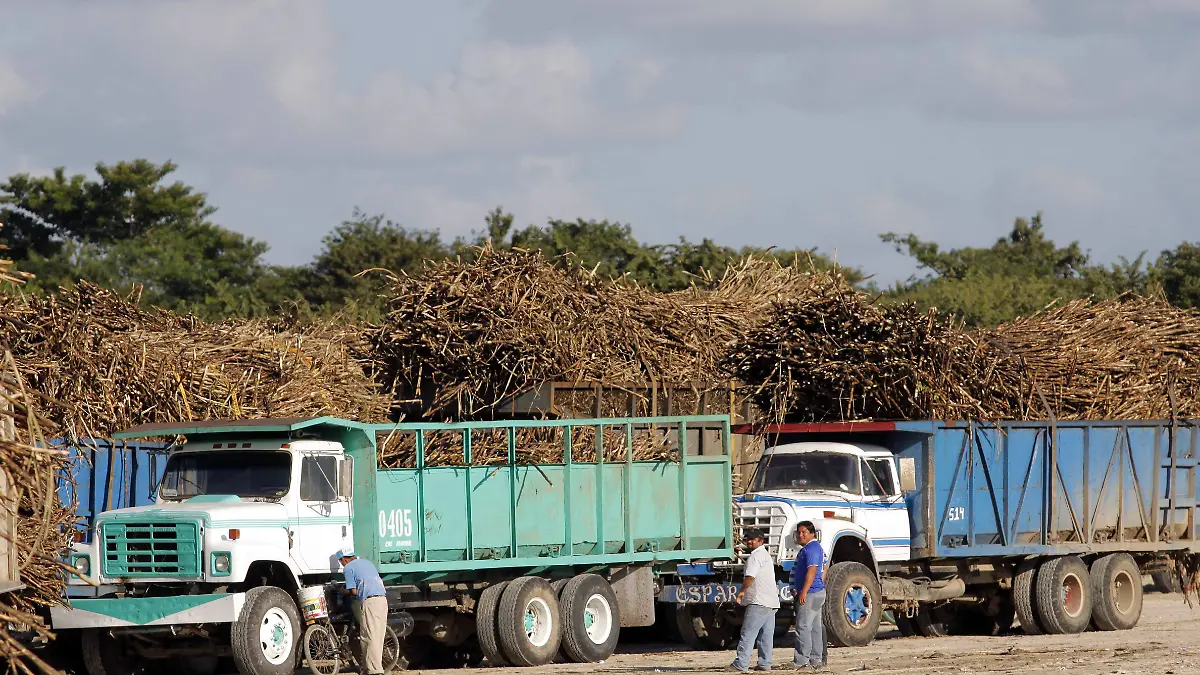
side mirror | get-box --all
[338,456,355,500]
[898,457,917,492]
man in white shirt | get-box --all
[727,528,779,672]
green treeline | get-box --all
[3,160,1196,326]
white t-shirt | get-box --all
[742,545,780,609]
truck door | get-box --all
[858,456,911,562]
[293,453,351,573]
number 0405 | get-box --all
[379,509,413,538]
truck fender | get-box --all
[825,529,879,578]
[243,559,302,594]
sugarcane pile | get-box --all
[369,246,820,420]
[377,424,678,468]
[0,282,391,442]
[723,273,1200,422]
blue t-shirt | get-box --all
[791,541,826,594]
[342,558,387,602]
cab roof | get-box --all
[113,417,376,440]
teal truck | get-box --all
[52,415,733,675]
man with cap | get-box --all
[727,527,779,672]
[336,547,388,675]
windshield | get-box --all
[159,451,292,500]
[751,452,861,494]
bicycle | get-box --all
[302,608,402,675]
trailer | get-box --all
[52,414,733,675]
[665,419,1200,648]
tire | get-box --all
[893,612,920,638]
[913,604,952,637]
[1035,556,1093,635]
[1013,558,1045,635]
[496,576,564,667]
[1152,571,1181,594]
[822,562,882,647]
[303,623,342,675]
[230,586,302,675]
[476,581,510,667]
[676,604,738,650]
[674,604,707,650]
[81,629,150,675]
[559,574,621,663]
[1090,553,1143,631]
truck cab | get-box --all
[67,436,356,595]
[735,440,914,574]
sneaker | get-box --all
[753,667,771,672]
[725,665,749,673]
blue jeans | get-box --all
[794,590,826,667]
[733,604,777,671]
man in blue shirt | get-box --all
[790,522,826,671]
[337,548,388,675]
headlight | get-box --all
[213,553,231,573]
[73,555,90,576]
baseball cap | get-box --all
[742,528,766,541]
[336,548,355,559]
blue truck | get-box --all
[663,419,1197,647]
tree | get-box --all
[300,209,450,319]
[882,213,1156,326]
[1157,242,1200,309]
[2,160,282,320]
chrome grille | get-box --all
[736,502,789,563]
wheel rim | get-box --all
[259,607,294,665]
[1113,569,1136,614]
[523,597,553,648]
[305,625,340,675]
[583,593,614,644]
[843,584,871,628]
[1061,572,1085,618]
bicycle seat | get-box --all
[331,611,354,622]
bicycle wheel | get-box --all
[382,626,401,672]
[303,623,343,675]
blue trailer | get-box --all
[57,440,167,543]
[666,419,1197,647]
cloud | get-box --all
[387,155,603,239]
[0,1,682,166]
[0,59,38,115]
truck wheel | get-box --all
[559,574,621,663]
[81,629,148,675]
[497,576,564,667]
[231,586,301,675]
[1151,571,1181,594]
[476,581,510,666]
[893,612,920,637]
[684,605,738,649]
[673,604,707,650]
[1090,553,1143,631]
[1013,558,1045,635]
[1035,555,1092,635]
[913,604,951,637]
[823,561,882,647]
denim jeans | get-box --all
[794,590,826,667]
[732,604,777,671]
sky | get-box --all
[2,1,1199,284]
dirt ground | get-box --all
[459,592,1200,675]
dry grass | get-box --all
[369,246,824,422]
[724,276,1200,423]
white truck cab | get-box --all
[735,441,915,572]
[66,437,356,594]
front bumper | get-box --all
[50,592,247,630]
